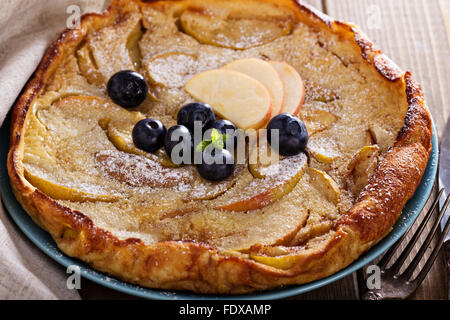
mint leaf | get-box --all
[222,133,230,142]
[212,139,224,150]
[210,128,221,143]
[197,130,229,152]
[196,140,211,152]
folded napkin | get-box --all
[0,0,108,300]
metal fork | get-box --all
[362,189,450,300]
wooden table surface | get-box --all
[78,0,450,300]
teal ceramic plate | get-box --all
[0,117,438,300]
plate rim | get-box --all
[0,120,439,300]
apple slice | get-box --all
[95,151,192,189]
[223,58,284,118]
[185,69,272,130]
[179,8,292,50]
[146,52,197,88]
[307,137,340,164]
[104,118,179,168]
[249,245,301,270]
[215,153,307,212]
[365,130,375,145]
[86,11,142,81]
[346,145,380,196]
[368,123,392,151]
[308,168,341,205]
[248,131,281,179]
[185,165,244,201]
[269,61,305,115]
[300,109,338,136]
[24,168,121,202]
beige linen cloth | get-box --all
[0,0,108,300]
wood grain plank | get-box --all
[325,0,449,300]
[289,275,359,300]
[439,0,450,49]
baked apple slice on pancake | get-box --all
[82,11,142,82]
[269,60,305,115]
[103,116,178,168]
[307,167,341,205]
[24,108,120,202]
[345,145,380,196]
[145,52,198,88]
[179,4,293,50]
[223,58,285,118]
[185,165,244,201]
[300,108,338,136]
[185,69,273,129]
[307,136,340,164]
[248,132,281,179]
[214,153,307,212]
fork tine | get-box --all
[401,194,450,280]
[410,197,450,287]
[412,216,450,287]
[377,189,443,270]
[377,232,408,270]
[387,189,444,274]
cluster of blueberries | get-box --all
[107,70,308,181]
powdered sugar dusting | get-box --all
[95,150,192,189]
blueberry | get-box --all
[177,102,216,133]
[204,120,238,150]
[210,120,237,134]
[267,113,308,156]
[196,147,235,181]
[107,70,148,109]
[164,125,194,164]
[132,119,166,153]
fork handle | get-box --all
[445,241,450,300]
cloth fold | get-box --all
[0,0,108,300]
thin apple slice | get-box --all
[300,109,338,136]
[249,245,301,270]
[95,150,192,189]
[308,168,340,205]
[346,145,380,196]
[104,118,179,168]
[368,123,388,144]
[185,69,272,130]
[24,168,121,202]
[86,11,142,81]
[76,44,105,87]
[146,52,197,88]
[215,153,307,212]
[365,130,375,145]
[184,165,244,201]
[368,123,393,151]
[250,254,301,270]
[269,61,305,115]
[223,58,284,118]
[248,132,281,179]
[307,137,340,164]
[179,8,292,50]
